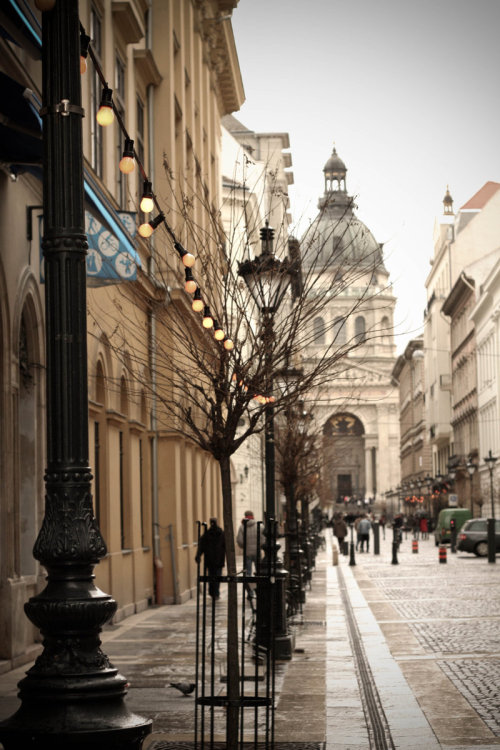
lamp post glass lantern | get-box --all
[466,460,476,516]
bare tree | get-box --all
[87,169,393,747]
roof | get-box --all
[221,114,253,134]
[460,181,500,210]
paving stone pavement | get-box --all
[1,530,500,749]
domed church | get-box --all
[300,146,400,511]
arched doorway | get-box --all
[323,413,365,506]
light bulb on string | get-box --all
[96,87,114,126]
[35,0,56,10]
[140,181,154,213]
[138,212,164,238]
[174,241,195,268]
[192,288,204,312]
[80,32,90,74]
[184,269,197,294]
[202,306,214,329]
[213,321,224,341]
[119,138,135,174]
[223,338,234,351]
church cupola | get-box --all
[443,185,454,215]
[323,145,347,193]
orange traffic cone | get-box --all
[439,546,447,564]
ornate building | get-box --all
[300,146,400,511]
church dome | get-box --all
[301,145,385,272]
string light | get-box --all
[140,181,154,213]
[192,289,204,312]
[184,269,197,294]
[81,22,239,353]
[213,321,224,341]
[202,306,214,329]
[96,86,114,126]
[174,242,195,268]
[119,138,135,174]
[80,32,90,74]
[138,212,164,238]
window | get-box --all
[313,316,326,345]
[355,316,366,343]
[90,7,103,177]
[333,316,346,345]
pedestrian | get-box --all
[195,518,225,599]
[419,516,428,540]
[379,514,386,540]
[354,514,362,550]
[236,510,260,576]
[358,514,372,552]
[333,514,348,555]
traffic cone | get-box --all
[412,539,418,554]
[439,546,447,564]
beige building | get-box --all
[424,184,500,479]
[0,0,244,668]
[300,147,400,512]
[391,338,431,498]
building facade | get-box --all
[300,147,400,513]
[0,0,244,668]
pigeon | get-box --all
[168,681,196,696]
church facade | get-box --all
[300,147,400,512]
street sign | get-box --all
[448,494,458,507]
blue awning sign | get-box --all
[85,210,138,283]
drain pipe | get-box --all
[145,0,163,604]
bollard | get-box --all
[412,539,418,554]
[439,545,447,564]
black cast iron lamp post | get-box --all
[0,3,151,747]
[484,450,497,564]
[238,223,293,660]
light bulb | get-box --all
[80,32,90,75]
[213,322,224,341]
[202,306,213,329]
[192,288,203,312]
[182,252,195,268]
[223,338,234,351]
[35,0,56,10]
[140,180,154,213]
[184,269,197,294]
[119,139,135,174]
[138,222,153,238]
[80,56,87,75]
[96,87,114,126]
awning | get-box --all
[0,0,42,60]
[0,71,43,173]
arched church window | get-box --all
[381,316,390,345]
[313,316,326,345]
[355,315,366,343]
[333,316,346,345]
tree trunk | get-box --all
[219,455,240,750]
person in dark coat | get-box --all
[196,518,225,598]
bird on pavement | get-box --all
[168,681,196,696]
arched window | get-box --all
[355,316,366,343]
[333,316,346,345]
[381,316,390,345]
[119,376,130,550]
[313,316,326,345]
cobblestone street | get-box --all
[1,529,500,749]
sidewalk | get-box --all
[1,531,500,749]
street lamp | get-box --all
[238,222,293,660]
[484,450,497,564]
[466,459,476,516]
[0,3,151,747]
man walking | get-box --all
[358,514,372,553]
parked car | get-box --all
[457,518,500,557]
[434,508,471,546]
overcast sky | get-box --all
[231,0,500,352]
